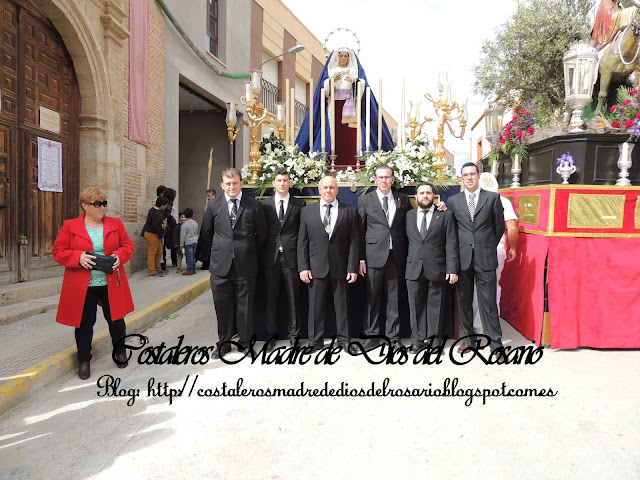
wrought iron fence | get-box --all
[295,100,307,127]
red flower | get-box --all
[630,90,638,95]
[497,147,502,153]
[625,119,634,128]
[623,99,632,106]
[524,111,531,116]
[527,126,535,134]
[518,109,525,114]
[505,132,511,140]
[610,105,618,113]
[636,111,640,119]
[505,123,513,131]
[516,131,524,138]
[499,138,506,144]
[611,121,621,128]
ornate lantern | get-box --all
[563,42,598,132]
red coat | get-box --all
[52,213,135,327]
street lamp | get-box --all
[563,42,598,133]
[259,44,305,69]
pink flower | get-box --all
[623,99,632,106]
[611,121,621,128]
[516,131,524,138]
[527,126,535,134]
[518,109,525,114]
[636,111,640,119]
[499,138,506,144]
[610,105,618,113]
[625,119,634,128]
[505,132,511,140]
[630,90,638,95]
[505,123,513,131]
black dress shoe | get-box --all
[409,344,424,354]
[265,339,277,353]
[212,346,231,360]
[115,353,128,369]
[391,339,405,350]
[289,338,297,348]
[306,342,324,353]
[78,362,90,380]
[362,339,380,351]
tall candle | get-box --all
[276,104,284,124]
[356,82,362,155]
[285,79,290,145]
[378,79,382,151]
[291,87,295,146]
[309,78,314,153]
[365,86,371,152]
[321,87,326,152]
[227,102,236,126]
[401,79,405,148]
[245,83,253,106]
[331,78,336,155]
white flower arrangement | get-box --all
[357,132,457,188]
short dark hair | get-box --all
[163,187,177,203]
[155,196,169,207]
[461,162,480,174]
[416,181,435,193]
[156,185,166,196]
[184,208,194,218]
[273,167,290,178]
[178,211,185,217]
[206,188,217,196]
[374,164,394,177]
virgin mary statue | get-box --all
[295,47,394,168]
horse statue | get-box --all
[594,0,640,114]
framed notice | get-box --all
[37,137,63,192]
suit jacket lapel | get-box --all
[235,196,246,227]
[424,212,440,241]
[474,189,488,217]
[332,203,344,238]
[407,209,419,240]
[281,196,293,228]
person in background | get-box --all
[196,188,216,270]
[161,187,178,270]
[143,196,168,277]
[173,211,185,273]
[180,207,199,276]
[52,187,135,380]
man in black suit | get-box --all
[447,162,505,360]
[405,182,459,353]
[298,175,359,352]
[357,164,412,351]
[201,168,267,358]
[261,168,306,350]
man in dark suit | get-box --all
[298,175,359,352]
[261,168,306,350]
[201,168,267,358]
[447,162,505,360]
[405,182,459,353]
[357,164,412,351]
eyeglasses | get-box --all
[461,173,478,179]
[376,176,393,181]
[89,200,107,208]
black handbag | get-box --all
[86,252,117,274]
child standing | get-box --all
[180,208,198,275]
[143,196,169,276]
[173,212,185,273]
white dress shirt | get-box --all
[319,198,339,238]
[417,205,435,232]
[376,189,395,249]
[275,193,290,219]
[224,192,243,217]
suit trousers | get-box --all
[264,251,301,339]
[307,275,350,343]
[456,251,503,351]
[210,262,256,350]
[406,271,446,345]
[75,286,126,362]
[364,250,401,340]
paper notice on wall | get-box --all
[37,137,63,192]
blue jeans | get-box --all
[185,243,197,271]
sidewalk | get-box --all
[0,268,211,415]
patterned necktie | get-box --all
[230,199,238,227]
[420,210,428,240]
[279,199,285,226]
[468,192,476,222]
[323,204,332,235]
[382,195,389,223]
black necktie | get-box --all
[230,199,238,227]
[279,199,285,226]
[420,210,428,240]
[382,195,389,223]
[323,204,332,235]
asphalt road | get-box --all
[1,292,639,479]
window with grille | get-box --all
[207,0,219,57]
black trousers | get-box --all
[457,251,503,351]
[364,250,402,340]
[406,270,446,345]
[75,286,126,362]
[264,251,301,339]
[210,262,255,350]
[307,275,350,343]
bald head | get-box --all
[319,175,338,204]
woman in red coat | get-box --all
[52,187,135,380]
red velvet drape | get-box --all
[334,99,357,168]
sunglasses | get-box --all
[88,200,108,208]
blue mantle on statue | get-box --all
[243,184,461,341]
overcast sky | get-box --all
[282,0,520,161]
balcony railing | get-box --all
[295,100,307,127]
[261,78,279,115]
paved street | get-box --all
[1,291,639,479]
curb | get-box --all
[0,276,211,417]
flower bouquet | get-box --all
[596,86,640,139]
[488,100,538,165]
